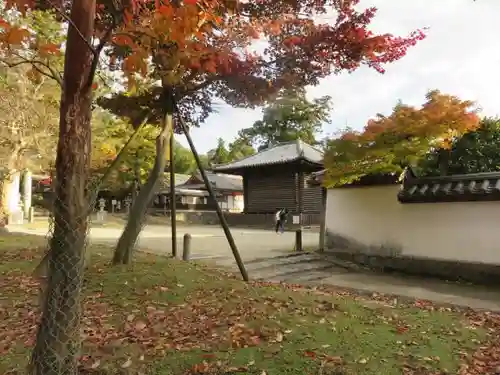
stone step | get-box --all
[319,253,368,270]
[280,268,349,284]
[250,261,341,280]
[245,253,321,271]
[244,252,319,266]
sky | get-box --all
[175,0,500,154]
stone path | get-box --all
[222,252,500,312]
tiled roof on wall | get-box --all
[212,140,323,173]
[306,169,401,188]
[398,171,500,203]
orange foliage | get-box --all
[324,90,480,187]
[98,0,426,128]
[1,0,426,128]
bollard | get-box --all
[295,229,303,252]
[182,233,191,261]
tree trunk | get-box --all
[29,0,95,373]
[22,169,32,218]
[0,175,7,229]
[112,90,173,265]
[438,149,450,176]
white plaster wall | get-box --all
[222,195,244,213]
[233,194,244,212]
[218,198,228,211]
[326,185,500,265]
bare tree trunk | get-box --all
[29,0,95,373]
[438,149,450,176]
[112,90,173,265]
[0,176,7,229]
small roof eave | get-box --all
[157,188,212,197]
[214,158,324,175]
[213,140,323,174]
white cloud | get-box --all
[177,0,500,153]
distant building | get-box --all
[213,140,324,216]
[152,171,243,212]
[176,171,244,212]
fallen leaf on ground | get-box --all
[134,320,147,331]
[121,358,132,368]
[304,350,316,359]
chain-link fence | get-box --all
[26,131,168,373]
[28,150,98,374]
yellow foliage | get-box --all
[324,90,481,187]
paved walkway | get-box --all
[8,223,319,261]
[8,223,500,311]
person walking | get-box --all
[274,208,289,234]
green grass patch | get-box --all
[0,233,491,375]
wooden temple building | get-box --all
[212,140,324,216]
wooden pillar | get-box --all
[319,186,327,252]
[242,172,249,214]
[295,169,303,251]
[22,169,32,218]
[169,134,177,258]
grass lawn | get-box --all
[0,233,498,375]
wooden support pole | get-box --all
[174,100,249,281]
[319,187,327,252]
[296,170,304,252]
[169,130,177,258]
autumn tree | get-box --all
[92,111,197,192]
[92,111,160,190]
[323,90,481,187]
[0,10,64,226]
[98,0,425,264]
[0,64,60,225]
[0,9,65,85]
[0,0,142,372]
[418,117,500,176]
[0,65,60,169]
[238,88,332,150]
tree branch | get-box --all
[0,57,63,87]
[8,49,63,84]
[86,23,115,89]
[178,74,224,98]
[47,0,96,54]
